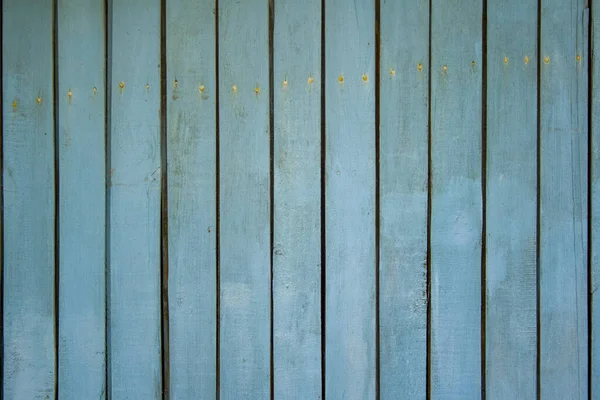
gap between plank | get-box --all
[480,1,488,398]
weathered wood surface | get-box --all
[273,0,322,398]
[539,0,588,397]
[430,0,483,397]
[108,0,162,397]
[485,0,537,398]
[166,0,217,398]
[57,0,107,398]
[2,1,56,398]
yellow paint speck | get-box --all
[255,86,260,94]
[93,87,98,94]
[67,90,73,98]
[390,68,395,76]
[232,85,237,92]
[362,74,368,82]
[524,56,529,64]
[308,77,314,84]
[504,56,509,64]
[576,55,581,61]
[174,80,178,88]
[199,85,205,92]
[119,81,125,89]
[544,56,550,64]
[443,65,448,72]
[12,100,17,108]
[338,75,344,83]
[36,97,42,104]
[146,84,150,90]
[283,79,288,87]
[418,63,423,71]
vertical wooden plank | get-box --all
[325,0,375,398]
[430,0,482,397]
[218,0,270,398]
[592,0,600,396]
[379,0,429,397]
[57,0,106,398]
[272,0,321,398]
[540,0,588,397]
[166,0,217,398]
[109,0,162,397]
[485,0,537,398]
[2,1,56,398]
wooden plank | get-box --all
[539,0,588,397]
[218,0,270,398]
[429,0,483,397]
[324,0,376,398]
[166,0,217,398]
[484,0,537,398]
[2,1,56,398]
[56,0,106,398]
[109,0,162,397]
[379,0,429,397]
[592,0,600,397]
[272,0,321,398]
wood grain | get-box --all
[57,0,107,398]
[2,1,56,398]
[166,0,217,398]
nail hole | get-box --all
[36,97,42,104]
[255,86,260,94]
[471,61,475,67]
[504,57,509,64]
[362,74,368,82]
[93,87,97,94]
[67,90,72,98]
[146,84,150,90]
[418,63,423,71]
[544,56,550,64]
[283,79,288,87]
[199,85,205,92]
[232,85,237,92]
[576,55,581,61]
[390,68,396,76]
[119,82,125,89]
[174,80,178,88]
[442,65,448,71]
[308,77,314,84]
[338,75,344,83]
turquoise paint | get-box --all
[485,0,537,398]
[108,0,162,397]
[57,0,107,398]
[166,0,217,398]
[218,0,271,398]
[325,0,376,398]
[430,0,483,397]
[379,0,429,398]
[2,1,56,398]
[272,0,322,398]
[539,0,588,397]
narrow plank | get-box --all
[484,0,537,398]
[429,0,483,397]
[2,1,56,398]
[379,0,429,397]
[57,0,106,398]
[166,0,217,397]
[109,0,162,397]
[539,0,588,397]
[592,0,600,397]
[218,0,270,398]
[325,0,376,398]
[272,0,321,398]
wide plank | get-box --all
[166,0,217,398]
[429,0,483,397]
[379,0,429,397]
[485,0,537,398]
[57,0,107,398]
[108,0,162,397]
[2,1,56,398]
[539,0,588,397]
[325,0,376,398]
[272,0,322,398]
[218,0,271,398]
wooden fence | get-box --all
[1,0,598,398]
